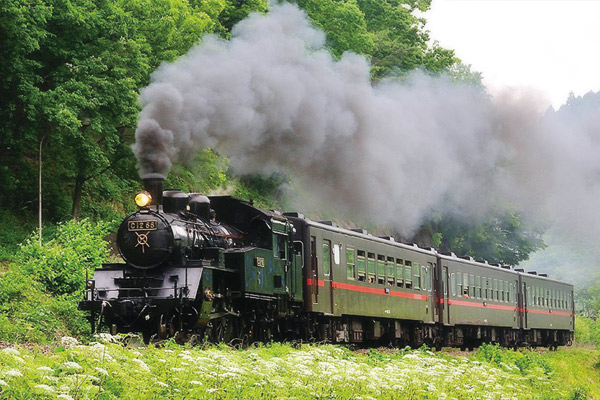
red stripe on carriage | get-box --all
[525,308,573,317]
[331,281,429,301]
[447,299,516,311]
[306,278,325,287]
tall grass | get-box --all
[1,338,595,399]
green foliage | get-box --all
[0,0,228,225]
[15,219,111,296]
[0,219,111,342]
[290,0,373,57]
[577,280,600,319]
[357,0,457,79]
[0,210,34,261]
[473,343,552,375]
[215,0,268,35]
[574,315,600,347]
[424,209,546,266]
[233,175,286,210]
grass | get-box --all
[0,338,596,399]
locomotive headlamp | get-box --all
[135,191,152,207]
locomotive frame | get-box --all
[79,178,574,348]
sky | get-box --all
[425,0,600,108]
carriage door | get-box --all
[443,266,450,324]
[322,240,334,315]
[521,280,528,329]
[310,236,318,304]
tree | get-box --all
[287,0,373,57]
[419,210,546,266]
[356,0,457,78]
[0,0,227,221]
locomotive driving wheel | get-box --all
[211,315,240,344]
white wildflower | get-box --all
[2,348,20,356]
[57,395,74,400]
[62,362,82,371]
[131,358,150,372]
[34,384,56,393]
[206,388,219,393]
[155,381,169,388]
[190,380,203,385]
[76,374,100,383]
[5,369,23,377]
[94,367,109,376]
[0,379,7,386]
[61,336,79,346]
[37,366,54,373]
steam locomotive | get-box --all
[79,176,574,348]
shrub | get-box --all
[15,219,111,296]
[0,219,112,342]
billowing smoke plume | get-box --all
[134,3,600,242]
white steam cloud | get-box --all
[134,3,600,242]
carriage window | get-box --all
[346,248,355,280]
[493,279,498,301]
[396,259,404,287]
[463,273,469,297]
[469,274,475,298]
[357,250,366,281]
[450,273,456,297]
[377,255,386,284]
[531,286,535,306]
[457,272,462,297]
[475,276,481,299]
[413,263,421,290]
[405,264,413,289]
[367,253,376,283]
[322,241,331,276]
[387,257,395,286]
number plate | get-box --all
[128,220,158,231]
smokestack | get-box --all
[143,173,164,209]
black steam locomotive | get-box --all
[79,176,574,348]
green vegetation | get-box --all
[0,341,597,399]
[0,220,110,343]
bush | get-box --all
[575,315,600,347]
[0,219,112,342]
[14,219,111,296]
[0,209,33,261]
[473,343,552,375]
